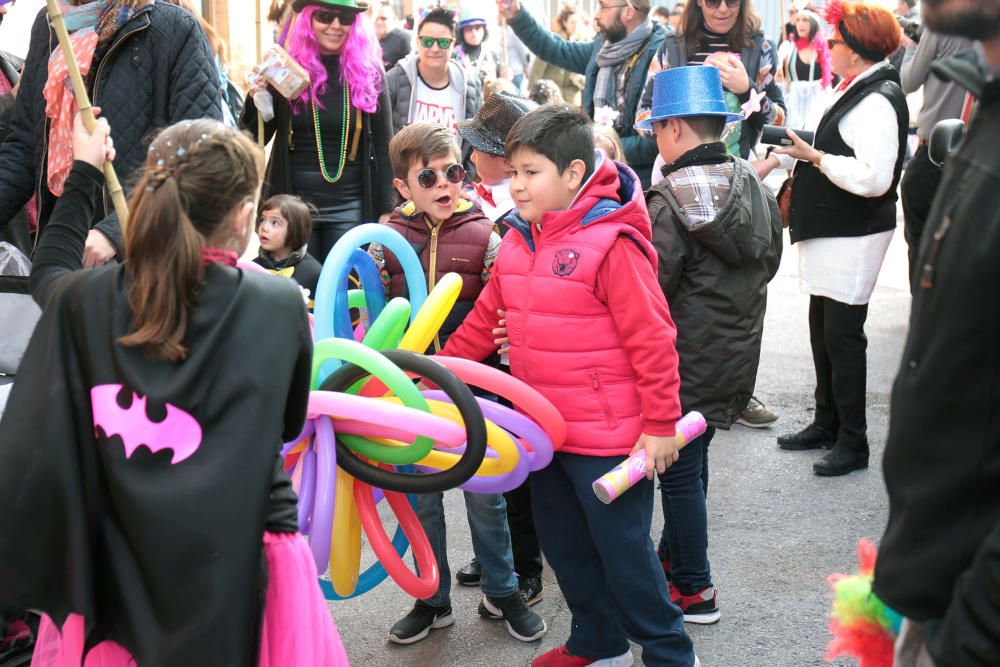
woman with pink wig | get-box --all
[242,0,394,263]
[781,10,835,129]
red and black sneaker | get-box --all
[531,645,634,666]
[669,583,721,625]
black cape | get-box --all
[0,165,313,666]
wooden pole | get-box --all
[256,0,265,150]
[500,17,510,74]
[45,0,129,230]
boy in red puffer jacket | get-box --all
[441,105,698,667]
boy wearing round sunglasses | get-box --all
[367,122,545,647]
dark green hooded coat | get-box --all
[647,153,782,428]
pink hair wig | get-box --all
[794,13,834,89]
[813,31,834,89]
[287,5,384,114]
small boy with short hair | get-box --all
[369,121,545,646]
[454,91,546,605]
[441,105,698,667]
[638,66,782,625]
[458,91,538,226]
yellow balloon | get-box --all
[329,467,362,597]
[398,272,463,353]
[287,438,309,456]
[371,397,520,476]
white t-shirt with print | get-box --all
[413,74,458,135]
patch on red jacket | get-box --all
[552,248,580,277]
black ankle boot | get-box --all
[777,424,836,451]
[813,442,869,476]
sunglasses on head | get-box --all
[415,163,465,189]
[703,0,742,8]
[313,8,356,26]
[418,36,455,49]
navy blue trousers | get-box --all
[531,452,695,667]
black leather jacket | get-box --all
[0,4,222,256]
[873,50,1000,667]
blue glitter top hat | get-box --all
[635,66,744,131]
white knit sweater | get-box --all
[783,62,900,305]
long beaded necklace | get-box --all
[311,81,351,183]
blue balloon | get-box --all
[337,250,386,340]
[314,224,428,344]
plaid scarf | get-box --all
[44,0,153,197]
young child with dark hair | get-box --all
[253,194,323,304]
[441,104,699,667]
[368,121,545,647]
[639,66,782,626]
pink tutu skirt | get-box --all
[31,532,348,666]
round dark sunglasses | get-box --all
[703,0,742,8]
[415,163,466,189]
[313,9,356,26]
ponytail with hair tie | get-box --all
[119,119,263,362]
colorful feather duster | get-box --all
[826,539,903,666]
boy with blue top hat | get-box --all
[640,66,783,624]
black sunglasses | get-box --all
[418,36,455,49]
[415,163,465,189]
[313,8,356,26]
[703,0,742,8]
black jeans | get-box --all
[809,295,869,450]
[307,221,362,265]
[503,479,543,578]
[900,145,944,292]
[657,427,716,595]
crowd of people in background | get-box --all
[1,0,998,665]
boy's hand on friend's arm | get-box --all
[492,308,510,358]
[631,432,679,479]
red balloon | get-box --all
[353,477,438,599]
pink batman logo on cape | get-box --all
[90,384,203,464]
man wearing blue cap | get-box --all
[640,65,782,624]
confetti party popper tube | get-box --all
[592,412,707,504]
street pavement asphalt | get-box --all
[327,206,914,666]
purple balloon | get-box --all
[416,391,553,493]
[297,444,317,535]
[308,416,338,571]
[282,420,315,457]
[423,391,555,470]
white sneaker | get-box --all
[592,651,634,666]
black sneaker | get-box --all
[669,583,721,625]
[478,592,547,642]
[456,557,482,586]
[518,575,544,606]
[387,601,454,645]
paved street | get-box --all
[328,217,913,667]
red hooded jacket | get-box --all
[441,154,682,455]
